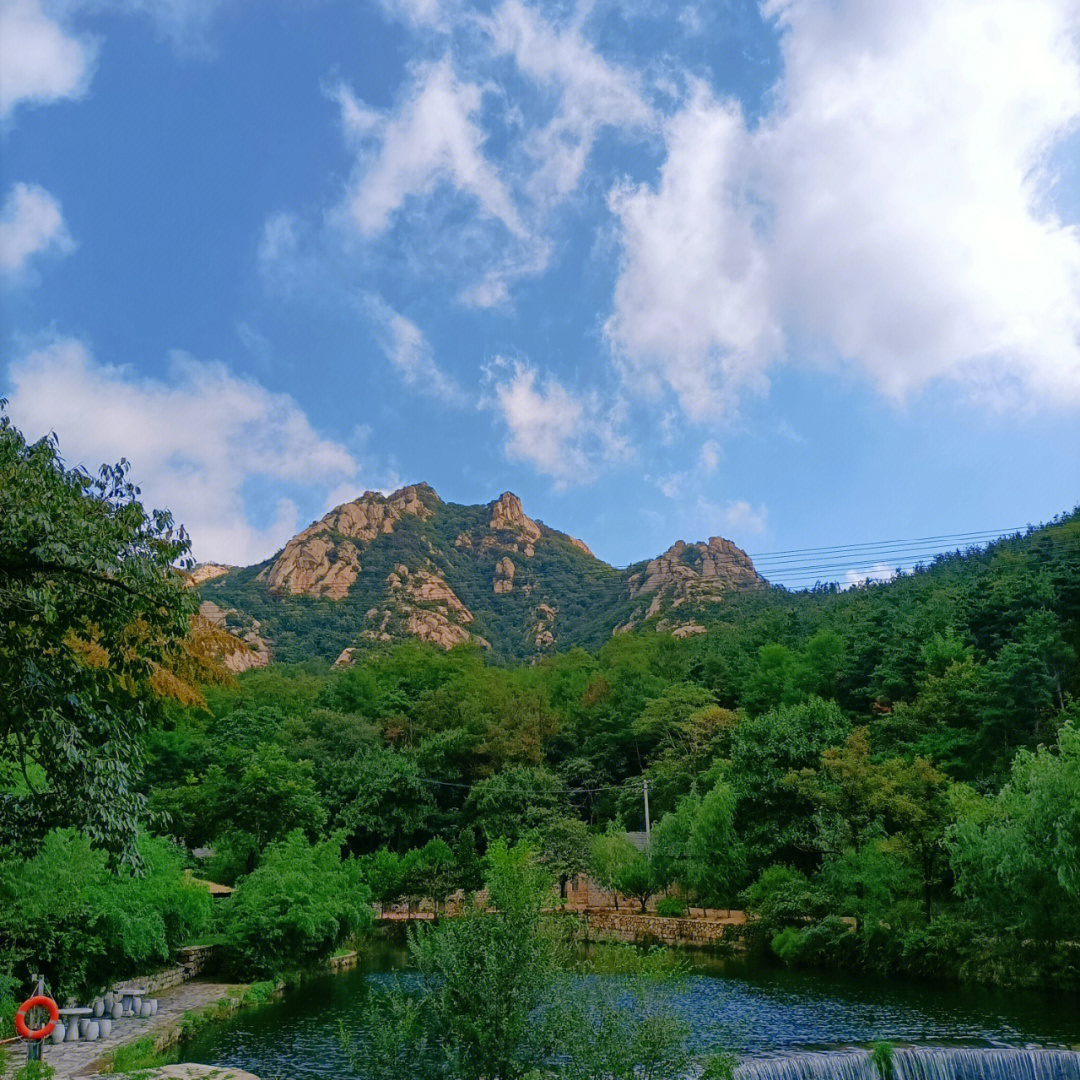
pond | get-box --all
[176,940,1080,1080]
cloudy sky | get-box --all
[2,0,1079,582]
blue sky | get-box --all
[2,0,1079,585]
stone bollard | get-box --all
[85,1020,100,1042]
[93,999,104,1018]
[99,1017,113,1038]
[64,1021,78,1042]
[50,1022,66,1045]
[149,999,159,1016]
[140,1001,154,1018]
[103,993,115,1013]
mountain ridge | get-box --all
[197,483,765,665]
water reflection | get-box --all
[177,940,1080,1080]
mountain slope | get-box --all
[199,484,765,663]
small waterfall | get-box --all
[734,1047,1080,1080]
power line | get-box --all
[411,775,635,796]
[605,525,1026,571]
[746,526,1024,559]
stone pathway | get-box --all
[2,981,248,1080]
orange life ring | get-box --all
[14,996,58,1041]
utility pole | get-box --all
[643,778,651,844]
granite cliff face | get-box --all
[259,485,436,597]
[196,484,765,663]
[618,537,764,632]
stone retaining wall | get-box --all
[114,945,218,996]
[328,951,359,972]
[581,910,745,947]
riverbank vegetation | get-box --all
[343,839,734,1080]
[2,412,1079,1000]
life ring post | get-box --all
[14,994,59,1043]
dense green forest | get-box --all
[155,503,1080,987]
[2,409,1079,1025]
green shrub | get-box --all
[656,896,687,917]
[242,980,278,1005]
[0,831,213,999]
[0,973,18,1040]
[770,926,804,963]
[103,1036,166,1073]
[14,1062,55,1080]
[870,1040,895,1080]
[221,831,372,977]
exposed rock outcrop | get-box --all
[259,485,436,598]
[188,563,232,586]
[389,565,472,622]
[486,492,542,556]
[198,600,271,672]
[378,565,484,650]
[533,602,557,649]
[618,537,762,632]
[493,556,516,594]
[671,622,707,639]
[629,537,761,602]
[569,536,594,557]
[406,609,474,649]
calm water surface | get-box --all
[177,941,1080,1080]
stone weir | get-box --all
[734,1047,1080,1080]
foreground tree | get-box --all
[0,411,196,863]
[222,830,371,976]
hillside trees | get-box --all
[948,719,1080,942]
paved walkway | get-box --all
[2,981,248,1079]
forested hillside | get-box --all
[147,510,1080,985]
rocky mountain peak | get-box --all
[258,484,436,598]
[201,486,767,663]
[620,534,763,631]
[489,492,542,540]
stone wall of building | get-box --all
[580,909,746,947]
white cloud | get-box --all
[0,182,74,275]
[100,0,227,53]
[683,495,769,541]
[655,438,721,499]
[482,0,655,203]
[377,0,450,28]
[258,210,299,269]
[5,336,362,564]
[489,360,628,485]
[331,58,524,240]
[607,0,1080,416]
[844,563,899,589]
[0,0,96,122]
[718,498,768,536]
[606,83,781,420]
[363,294,466,404]
[699,439,720,473]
